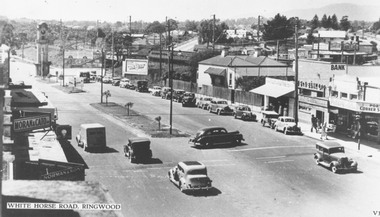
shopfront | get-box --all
[298,95,329,127]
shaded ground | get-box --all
[91,102,190,138]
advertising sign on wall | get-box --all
[13,114,51,133]
[123,59,148,75]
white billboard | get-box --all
[123,59,148,75]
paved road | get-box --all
[11,61,380,217]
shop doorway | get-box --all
[316,110,324,127]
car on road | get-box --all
[119,78,131,88]
[103,76,112,84]
[208,99,234,115]
[172,89,186,102]
[149,86,162,96]
[273,116,302,135]
[314,141,358,173]
[233,105,257,121]
[261,110,280,128]
[181,92,196,107]
[123,137,153,163]
[196,96,213,110]
[189,126,244,147]
[135,80,149,92]
[76,123,106,152]
[168,161,212,193]
[111,77,122,86]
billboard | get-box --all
[123,59,148,75]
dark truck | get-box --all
[135,80,149,92]
[189,126,244,147]
[124,137,153,163]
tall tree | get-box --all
[184,20,199,32]
[310,14,319,30]
[331,14,339,30]
[262,13,294,41]
[340,16,351,31]
[326,16,332,29]
[145,21,166,34]
[321,14,328,28]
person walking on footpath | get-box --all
[320,122,328,140]
[311,115,318,132]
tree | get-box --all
[1,23,16,47]
[184,20,198,32]
[372,19,380,32]
[145,21,166,34]
[103,90,111,105]
[326,16,332,29]
[198,19,229,46]
[310,15,319,30]
[321,14,328,28]
[262,14,294,41]
[124,102,134,116]
[331,14,339,30]
[306,33,315,44]
[340,16,351,31]
[187,49,219,82]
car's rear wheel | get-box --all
[331,165,338,173]
[315,159,320,165]
[179,181,185,192]
[217,110,221,115]
[284,128,288,135]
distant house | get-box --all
[197,49,292,90]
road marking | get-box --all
[265,159,294,164]
[256,156,286,160]
[228,145,311,152]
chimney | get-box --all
[221,47,230,57]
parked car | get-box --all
[196,96,213,110]
[76,123,106,152]
[119,78,131,88]
[135,80,149,92]
[79,72,91,83]
[314,141,358,173]
[181,92,196,107]
[161,87,172,99]
[189,126,244,147]
[208,99,234,115]
[261,110,280,128]
[273,116,302,135]
[103,76,112,84]
[233,105,257,121]
[172,89,186,102]
[123,137,153,163]
[111,77,122,86]
[149,86,162,96]
[168,161,212,193]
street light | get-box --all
[167,19,174,135]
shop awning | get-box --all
[204,67,226,76]
[250,84,294,98]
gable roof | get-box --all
[199,55,287,68]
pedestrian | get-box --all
[311,115,318,132]
[320,122,328,140]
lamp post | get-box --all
[167,18,174,135]
[294,24,299,127]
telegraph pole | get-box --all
[257,15,260,42]
[111,30,114,77]
[294,24,299,126]
[167,19,173,135]
[212,14,215,52]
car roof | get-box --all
[80,123,105,129]
[178,161,206,170]
[316,141,343,149]
[198,126,225,131]
[262,111,279,115]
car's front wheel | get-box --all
[217,110,221,115]
[331,165,338,173]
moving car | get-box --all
[76,123,106,152]
[103,76,112,83]
[123,137,153,163]
[79,72,91,83]
[189,126,244,147]
[135,80,149,92]
[119,78,131,88]
[273,116,302,135]
[196,96,213,110]
[208,99,234,115]
[168,161,212,193]
[314,141,358,173]
[233,105,256,121]
[172,89,186,102]
[111,77,122,86]
[149,86,162,96]
[261,110,280,128]
[181,92,196,107]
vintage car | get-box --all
[196,96,213,110]
[189,126,244,147]
[149,86,162,96]
[76,123,106,152]
[208,99,234,115]
[135,80,149,92]
[314,141,358,173]
[161,87,171,99]
[102,76,112,84]
[172,89,186,102]
[233,105,257,121]
[261,110,280,128]
[119,78,131,88]
[111,77,122,86]
[181,92,196,107]
[123,137,153,163]
[168,161,212,193]
[273,116,302,135]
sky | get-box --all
[3,0,380,22]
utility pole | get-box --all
[317,33,320,59]
[111,30,114,77]
[167,19,173,135]
[257,15,260,42]
[101,49,104,103]
[165,16,168,49]
[294,24,299,127]
[212,14,215,52]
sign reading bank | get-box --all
[14,114,51,133]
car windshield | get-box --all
[218,101,227,104]
[187,168,207,175]
[204,98,212,101]
[195,130,204,137]
[285,118,295,122]
[329,147,345,154]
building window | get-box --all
[331,91,338,97]
[229,73,232,86]
[340,92,348,98]
[350,94,358,100]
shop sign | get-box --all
[359,102,380,113]
[330,42,342,51]
[330,64,346,71]
[39,160,85,181]
[298,80,326,92]
[299,95,328,107]
[329,97,358,112]
[13,114,51,133]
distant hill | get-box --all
[283,3,380,21]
